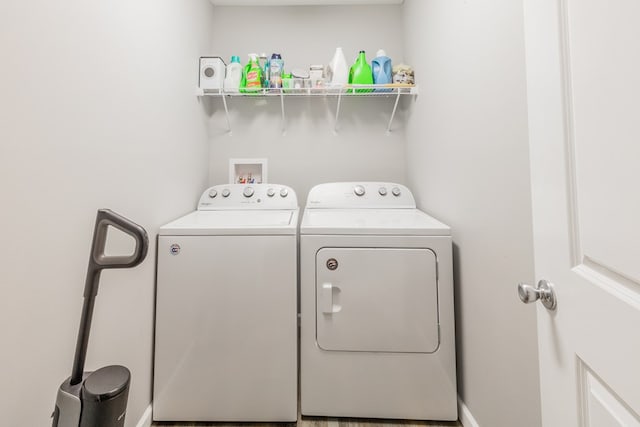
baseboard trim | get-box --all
[138,400,473,427]
[135,404,152,427]
[458,396,480,427]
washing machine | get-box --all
[153,184,298,422]
[300,182,457,421]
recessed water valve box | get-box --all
[229,158,267,184]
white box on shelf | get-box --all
[229,158,267,184]
[199,57,225,90]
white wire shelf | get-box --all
[195,84,418,97]
[195,84,418,135]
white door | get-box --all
[523,0,640,425]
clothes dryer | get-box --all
[153,184,298,422]
[300,182,457,421]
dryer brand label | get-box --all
[169,244,181,256]
[326,258,338,270]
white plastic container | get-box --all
[224,57,242,93]
[326,47,349,87]
[310,65,324,88]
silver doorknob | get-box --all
[518,279,557,310]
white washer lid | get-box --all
[300,208,450,236]
[160,209,299,235]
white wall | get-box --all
[0,1,542,425]
[402,1,541,426]
[207,5,408,204]
[0,1,213,426]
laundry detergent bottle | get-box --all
[348,50,373,93]
[269,53,284,88]
[224,55,242,93]
[326,47,349,88]
[259,52,269,87]
[372,49,392,90]
[240,53,262,93]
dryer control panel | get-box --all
[305,182,416,209]
[198,184,298,210]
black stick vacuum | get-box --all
[52,209,149,427]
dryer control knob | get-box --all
[378,187,387,196]
[222,188,231,198]
[243,187,254,198]
[391,187,401,197]
[280,188,289,198]
[208,189,218,198]
[354,185,366,197]
[267,188,276,197]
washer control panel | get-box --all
[198,184,298,210]
[306,182,415,209]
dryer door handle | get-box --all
[321,283,341,314]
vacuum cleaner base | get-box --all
[53,366,130,427]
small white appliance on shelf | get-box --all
[199,57,225,91]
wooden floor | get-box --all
[152,413,462,427]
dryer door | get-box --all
[316,247,439,353]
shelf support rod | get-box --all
[280,90,286,135]
[386,90,401,135]
[221,93,232,135]
[334,91,343,134]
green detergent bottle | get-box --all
[348,50,373,93]
[240,53,262,93]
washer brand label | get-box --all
[169,244,181,256]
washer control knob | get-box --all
[222,188,231,198]
[378,187,387,196]
[208,189,218,198]
[391,187,401,197]
[266,188,276,197]
[354,185,366,197]
[280,188,289,198]
[243,186,254,198]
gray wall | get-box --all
[0,1,213,425]
[402,1,541,426]
[207,5,408,205]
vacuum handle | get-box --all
[70,210,148,385]
[91,209,149,270]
